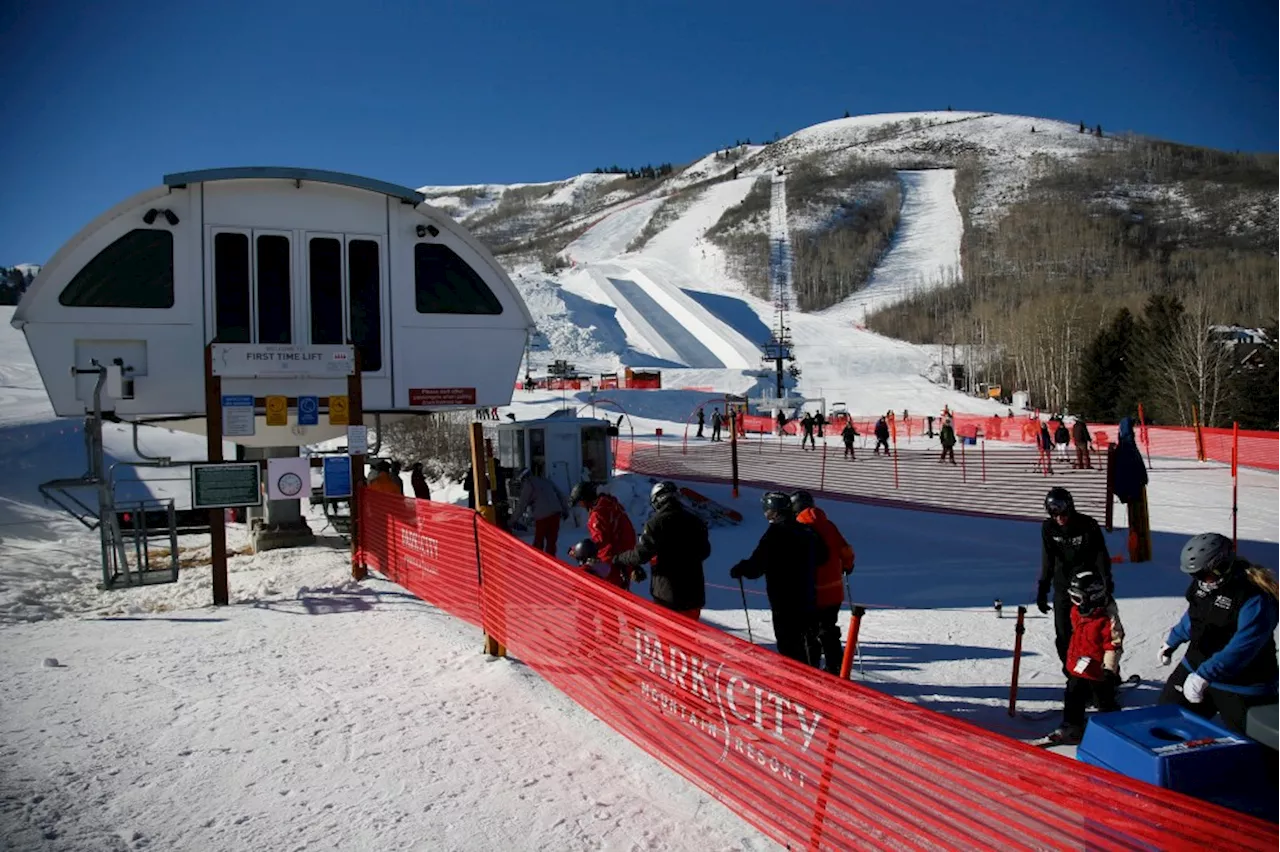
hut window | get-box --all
[308,238,344,346]
[58,229,174,308]
[414,243,503,315]
[213,232,251,343]
[256,235,291,344]
[347,239,382,372]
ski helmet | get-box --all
[1179,533,1234,577]
[761,491,792,519]
[1044,487,1074,517]
[570,538,598,565]
[568,481,598,507]
[791,490,815,513]
[1068,570,1107,614]
[650,481,678,510]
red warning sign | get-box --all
[409,387,477,406]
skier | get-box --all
[510,468,570,556]
[841,421,858,460]
[1054,420,1071,464]
[569,538,628,589]
[695,407,705,439]
[1039,422,1055,474]
[775,409,786,436]
[568,481,636,587]
[873,416,891,456]
[792,490,855,674]
[614,482,710,620]
[711,407,723,442]
[814,410,826,438]
[410,462,432,500]
[938,418,957,465]
[1044,569,1125,745]
[800,413,816,450]
[1037,487,1113,668]
[730,492,827,664]
[1157,533,1278,734]
[1071,416,1093,469]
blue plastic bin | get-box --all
[1079,705,1275,819]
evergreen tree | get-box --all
[1075,307,1137,420]
[1095,123,1103,137]
[1130,293,1186,422]
[843,110,850,118]
[1079,120,1086,133]
[1226,325,1278,429]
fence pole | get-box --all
[1007,605,1026,717]
[1232,421,1239,550]
[960,434,967,483]
[730,412,740,499]
[981,436,987,483]
[838,605,867,680]
[820,441,828,491]
[1193,404,1205,462]
[890,418,900,489]
[1137,402,1153,470]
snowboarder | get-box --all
[1071,416,1093,469]
[1037,487,1113,668]
[800,413,816,450]
[510,468,570,556]
[696,408,705,439]
[814,410,826,438]
[841,421,858,460]
[614,482,710,620]
[873,417,891,456]
[1044,569,1125,745]
[792,490,855,674]
[568,481,636,588]
[711,407,723,442]
[730,492,827,664]
[410,462,432,500]
[1157,533,1278,734]
[939,418,957,465]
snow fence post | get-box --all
[470,422,505,658]
[819,441,827,491]
[1007,605,1026,717]
[981,435,987,483]
[960,432,967,483]
[838,605,866,680]
[730,411,740,498]
[1232,421,1239,550]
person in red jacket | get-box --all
[569,482,637,587]
[1046,569,1125,745]
[791,490,855,674]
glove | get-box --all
[561,510,569,520]
[843,563,854,576]
[1181,671,1208,704]
[1036,597,1050,615]
[1158,644,1174,666]
[630,566,647,583]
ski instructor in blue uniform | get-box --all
[1158,532,1278,734]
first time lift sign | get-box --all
[212,344,354,378]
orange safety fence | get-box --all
[357,491,1275,851]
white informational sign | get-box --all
[346,425,368,456]
[221,395,256,437]
[211,344,355,378]
[266,456,312,501]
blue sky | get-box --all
[2,0,1275,265]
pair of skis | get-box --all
[1021,674,1142,747]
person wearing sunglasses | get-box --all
[1037,487,1114,669]
[1157,533,1278,734]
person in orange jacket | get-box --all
[367,460,403,495]
[792,489,855,674]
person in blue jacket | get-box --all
[1158,532,1278,734]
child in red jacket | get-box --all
[1047,569,1125,745]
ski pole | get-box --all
[738,577,753,643]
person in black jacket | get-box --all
[1038,487,1113,667]
[1158,533,1278,734]
[614,482,710,619]
[730,491,828,664]
[873,417,891,456]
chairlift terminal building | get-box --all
[13,167,536,446]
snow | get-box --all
[819,170,962,325]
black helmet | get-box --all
[570,538,598,564]
[791,490,815,513]
[1068,570,1107,614]
[1044,487,1074,517]
[761,491,792,519]
[569,481,598,507]
[1179,533,1234,576]
[650,481,678,510]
